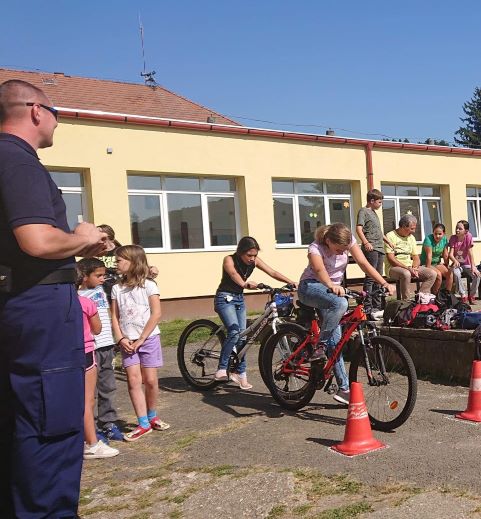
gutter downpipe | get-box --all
[365,141,374,190]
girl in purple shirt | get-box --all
[298,223,394,405]
[448,220,480,304]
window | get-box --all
[272,180,352,246]
[49,171,86,230]
[381,184,442,241]
[466,186,481,239]
[128,175,238,251]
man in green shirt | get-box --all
[384,214,437,299]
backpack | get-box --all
[454,311,481,330]
[435,288,460,310]
[383,300,415,326]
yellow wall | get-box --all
[38,119,481,299]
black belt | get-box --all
[36,269,76,285]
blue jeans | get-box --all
[298,279,349,391]
[214,291,247,374]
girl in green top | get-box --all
[420,223,452,294]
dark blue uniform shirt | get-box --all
[0,133,75,289]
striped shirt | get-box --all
[78,286,115,349]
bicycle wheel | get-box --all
[177,319,225,390]
[261,325,317,411]
[349,335,417,431]
[258,322,307,387]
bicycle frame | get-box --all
[281,297,377,384]
[216,294,288,365]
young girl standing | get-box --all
[111,245,170,441]
[448,220,480,304]
[78,292,120,459]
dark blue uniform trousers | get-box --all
[0,284,85,518]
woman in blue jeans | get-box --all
[214,236,296,389]
[298,223,395,404]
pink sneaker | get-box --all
[123,425,152,442]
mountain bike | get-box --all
[259,288,417,431]
[177,284,300,389]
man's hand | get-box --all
[74,223,108,257]
[363,242,374,252]
[408,266,419,278]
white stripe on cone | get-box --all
[471,378,481,391]
[347,402,368,420]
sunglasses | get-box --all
[25,102,58,121]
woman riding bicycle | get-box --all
[214,236,296,389]
[298,223,395,404]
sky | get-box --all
[2,1,481,144]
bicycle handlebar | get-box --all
[256,283,296,293]
[327,286,389,300]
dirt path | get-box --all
[79,347,481,518]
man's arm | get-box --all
[13,222,107,259]
[356,224,373,251]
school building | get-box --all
[2,67,481,318]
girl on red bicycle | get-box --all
[298,223,395,404]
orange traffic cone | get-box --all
[331,382,386,456]
[456,360,481,422]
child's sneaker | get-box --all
[333,388,350,405]
[149,417,171,431]
[96,430,110,445]
[102,423,124,442]
[123,425,152,442]
[83,440,119,459]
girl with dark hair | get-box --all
[214,236,296,389]
[420,223,452,294]
[448,220,480,304]
[298,223,395,405]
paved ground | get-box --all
[79,345,481,519]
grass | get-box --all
[159,317,223,347]
[314,502,373,519]
[267,504,287,518]
[200,464,237,477]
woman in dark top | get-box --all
[214,236,296,389]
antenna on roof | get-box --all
[138,13,157,88]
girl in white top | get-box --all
[111,245,170,442]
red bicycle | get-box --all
[259,288,417,431]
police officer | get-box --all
[0,80,108,518]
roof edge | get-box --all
[57,107,481,157]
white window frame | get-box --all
[49,171,88,226]
[273,180,353,248]
[467,188,481,240]
[128,177,240,252]
[382,186,442,243]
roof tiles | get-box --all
[0,68,239,125]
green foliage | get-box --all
[422,138,451,146]
[455,87,481,148]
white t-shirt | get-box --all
[111,279,160,340]
[78,285,115,349]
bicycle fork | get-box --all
[358,326,387,386]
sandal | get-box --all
[230,372,253,390]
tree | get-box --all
[454,87,481,148]
[421,138,451,146]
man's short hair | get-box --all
[399,214,417,228]
[0,79,47,123]
[367,189,383,203]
